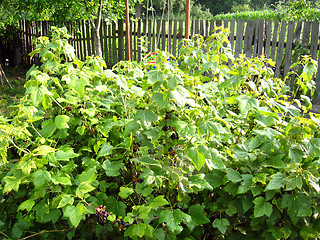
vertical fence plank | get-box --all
[168,19,172,53]
[270,20,279,61]
[275,21,287,78]
[235,20,245,58]
[118,19,124,61]
[200,20,204,36]
[310,22,319,60]
[257,19,265,56]
[161,20,166,51]
[178,20,183,52]
[283,21,295,78]
[147,19,152,53]
[112,21,117,65]
[209,20,214,34]
[244,20,255,58]
[229,20,235,51]
[172,20,178,57]
[302,22,311,46]
[86,21,92,56]
[108,23,112,67]
[265,20,272,58]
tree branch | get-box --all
[19,228,71,240]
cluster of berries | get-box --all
[95,205,132,229]
[95,205,110,225]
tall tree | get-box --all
[0,0,134,58]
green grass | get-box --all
[0,64,29,116]
[214,9,284,21]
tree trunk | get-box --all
[93,28,102,58]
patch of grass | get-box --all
[0,64,30,116]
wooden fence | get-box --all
[19,19,320,89]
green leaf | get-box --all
[63,205,83,227]
[51,175,72,185]
[171,86,190,106]
[76,182,95,198]
[212,219,230,234]
[18,199,35,212]
[97,143,114,158]
[132,222,146,238]
[158,209,191,234]
[253,196,273,218]
[307,138,320,158]
[236,95,259,115]
[33,145,56,155]
[105,196,127,217]
[149,195,169,208]
[3,176,20,193]
[118,187,134,199]
[225,169,242,183]
[58,194,74,208]
[134,109,158,128]
[55,115,70,129]
[32,170,51,189]
[265,172,285,190]
[146,70,164,84]
[187,146,206,171]
[55,148,79,161]
[187,204,210,230]
[102,160,123,177]
[39,119,56,137]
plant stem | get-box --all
[18,228,71,240]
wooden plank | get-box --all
[205,20,209,38]
[283,21,295,78]
[224,20,228,29]
[178,20,183,52]
[265,20,272,58]
[161,20,166,51]
[243,20,255,58]
[131,20,135,61]
[154,19,161,51]
[137,19,142,62]
[112,21,117,65]
[118,19,124,61]
[257,19,265,56]
[302,21,311,46]
[103,21,108,64]
[275,21,287,78]
[229,19,235,51]
[81,20,87,60]
[209,20,214,34]
[216,19,222,28]
[235,20,245,58]
[200,20,204,36]
[270,20,279,61]
[195,19,199,34]
[253,21,259,57]
[108,23,112,67]
[86,21,92,56]
[172,20,178,57]
[290,21,302,86]
[147,19,152,52]
[310,22,319,60]
[168,19,172,53]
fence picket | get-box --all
[235,20,245,58]
[275,21,287,78]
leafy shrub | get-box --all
[0,26,320,239]
[214,9,283,21]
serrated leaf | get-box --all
[158,209,191,234]
[55,115,70,129]
[58,194,74,208]
[134,109,158,128]
[265,172,285,190]
[225,169,242,183]
[18,199,35,212]
[97,143,114,158]
[253,196,273,218]
[187,204,210,230]
[76,182,95,198]
[105,196,127,217]
[118,187,134,199]
[212,219,230,234]
[236,95,259,115]
[3,176,20,193]
[51,175,72,185]
[187,146,206,171]
[146,70,164,84]
[63,205,83,227]
[132,222,146,238]
[102,160,123,176]
[150,195,169,208]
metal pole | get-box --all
[185,0,190,39]
[126,0,131,60]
